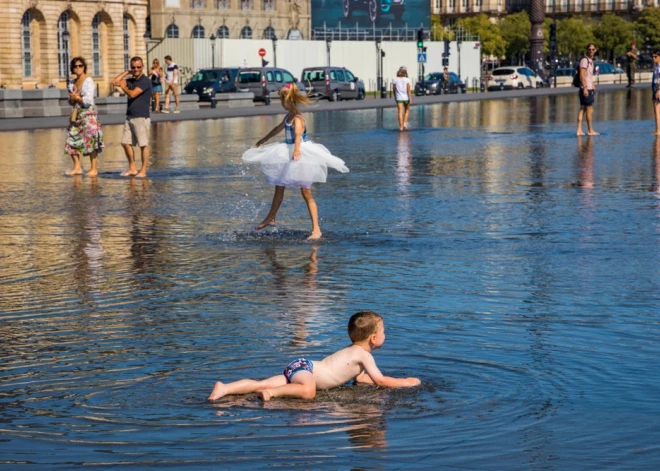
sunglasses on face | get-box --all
[131,66,143,70]
[73,64,84,69]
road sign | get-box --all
[417,53,427,63]
[258,48,266,57]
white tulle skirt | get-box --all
[242,140,349,189]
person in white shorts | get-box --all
[112,56,152,177]
[163,55,180,114]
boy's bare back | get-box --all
[311,345,381,389]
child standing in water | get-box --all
[208,311,420,401]
[242,83,349,240]
[392,66,412,131]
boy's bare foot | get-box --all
[86,170,98,177]
[65,169,83,176]
[255,219,276,230]
[121,169,138,177]
[307,231,322,241]
[135,172,147,178]
[654,131,660,135]
[588,131,600,136]
[258,390,273,401]
[576,131,585,136]
[208,382,227,401]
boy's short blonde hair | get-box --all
[348,311,383,342]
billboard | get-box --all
[311,0,430,33]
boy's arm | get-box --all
[256,120,285,147]
[360,351,420,388]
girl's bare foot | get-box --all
[307,230,322,241]
[255,219,276,230]
[258,390,273,401]
[577,131,585,136]
[65,169,83,176]
[587,131,600,136]
[208,382,227,401]
[121,169,138,177]
[135,172,147,178]
[87,170,98,177]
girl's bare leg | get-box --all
[87,150,98,177]
[154,92,160,112]
[256,185,285,230]
[208,375,286,401]
[654,102,660,135]
[403,104,410,130]
[397,102,404,131]
[65,154,83,176]
[259,371,316,401]
[301,188,321,240]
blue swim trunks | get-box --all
[283,358,314,383]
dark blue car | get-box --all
[414,72,465,96]
[184,68,239,101]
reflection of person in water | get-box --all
[127,178,159,291]
[577,136,594,189]
[653,137,660,194]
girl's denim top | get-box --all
[653,65,660,94]
[284,114,309,144]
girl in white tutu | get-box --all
[242,83,349,240]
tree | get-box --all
[637,7,660,49]
[456,14,506,58]
[594,13,634,61]
[557,17,595,60]
[499,11,531,63]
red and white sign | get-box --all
[258,48,267,57]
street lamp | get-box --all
[63,28,70,86]
[143,31,150,63]
[210,33,216,68]
[457,36,462,80]
[376,38,382,99]
[326,37,332,67]
[272,33,278,67]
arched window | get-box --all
[21,11,32,77]
[192,25,205,38]
[263,26,275,39]
[57,12,70,77]
[240,26,252,39]
[123,14,131,71]
[216,26,229,38]
[92,14,101,75]
[166,23,179,38]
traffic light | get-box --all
[417,28,424,49]
[549,22,557,49]
[443,39,450,57]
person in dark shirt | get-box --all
[112,56,153,177]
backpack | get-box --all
[573,57,589,88]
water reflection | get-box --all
[577,136,595,189]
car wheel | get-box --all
[368,0,380,23]
[342,0,352,19]
[329,90,339,102]
[357,89,365,100]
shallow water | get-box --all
[1,90,659,469]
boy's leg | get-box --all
[256,186,285,230]
[208,375,287,401]
[136,146,150,178]
[577,106,585,136]
[586,105,598,136]
[301,188,321,240]
[121,144,138,176]
[259,370,316,401]
[164,86,171,112]
[174,85,181,111]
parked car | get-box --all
[555,67,575,77]
[184,68,239,101]
[236,67,305,103]
[486,66,544,91]
[594,61,617,75]
[301,66,365,101]
[414,71,465,96]
[342,0,405,23]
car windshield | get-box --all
[192,71,219,81]
[303,70,326,82]
[238,72,261,84]
[424,73,442,81]
[493,69,515,76]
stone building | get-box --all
[1,0,149,94]
[148,0,310,41]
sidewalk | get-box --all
[0,84,631,132]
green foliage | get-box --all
[557,17,596,59]
[593,13,634,60]
[457,14,506,58]
[637,7,660,49]
[499,11,531,59]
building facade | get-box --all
[147,0,310,41]
[1,0,149,94]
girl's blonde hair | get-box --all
[279,82,310,108]
[397,68,408,77]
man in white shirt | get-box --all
[163,55,180,114]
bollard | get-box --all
[480,80,485,93]
[210,90,217,109]
[380,86,387,99]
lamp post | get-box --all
[210,33,216,68]
[63,28,70,86]
[376,38,382,99]
[326,37,332,67]
[272,34,278,67]
[457,36,462,80]
[143,31,150,64]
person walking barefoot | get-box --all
[242,83,349,240]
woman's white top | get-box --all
[392,77,411,101]
[70,77,95,107]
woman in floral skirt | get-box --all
[65,57,104,176]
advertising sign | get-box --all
[312,0,430,31]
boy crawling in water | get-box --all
[208,311,421,401]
